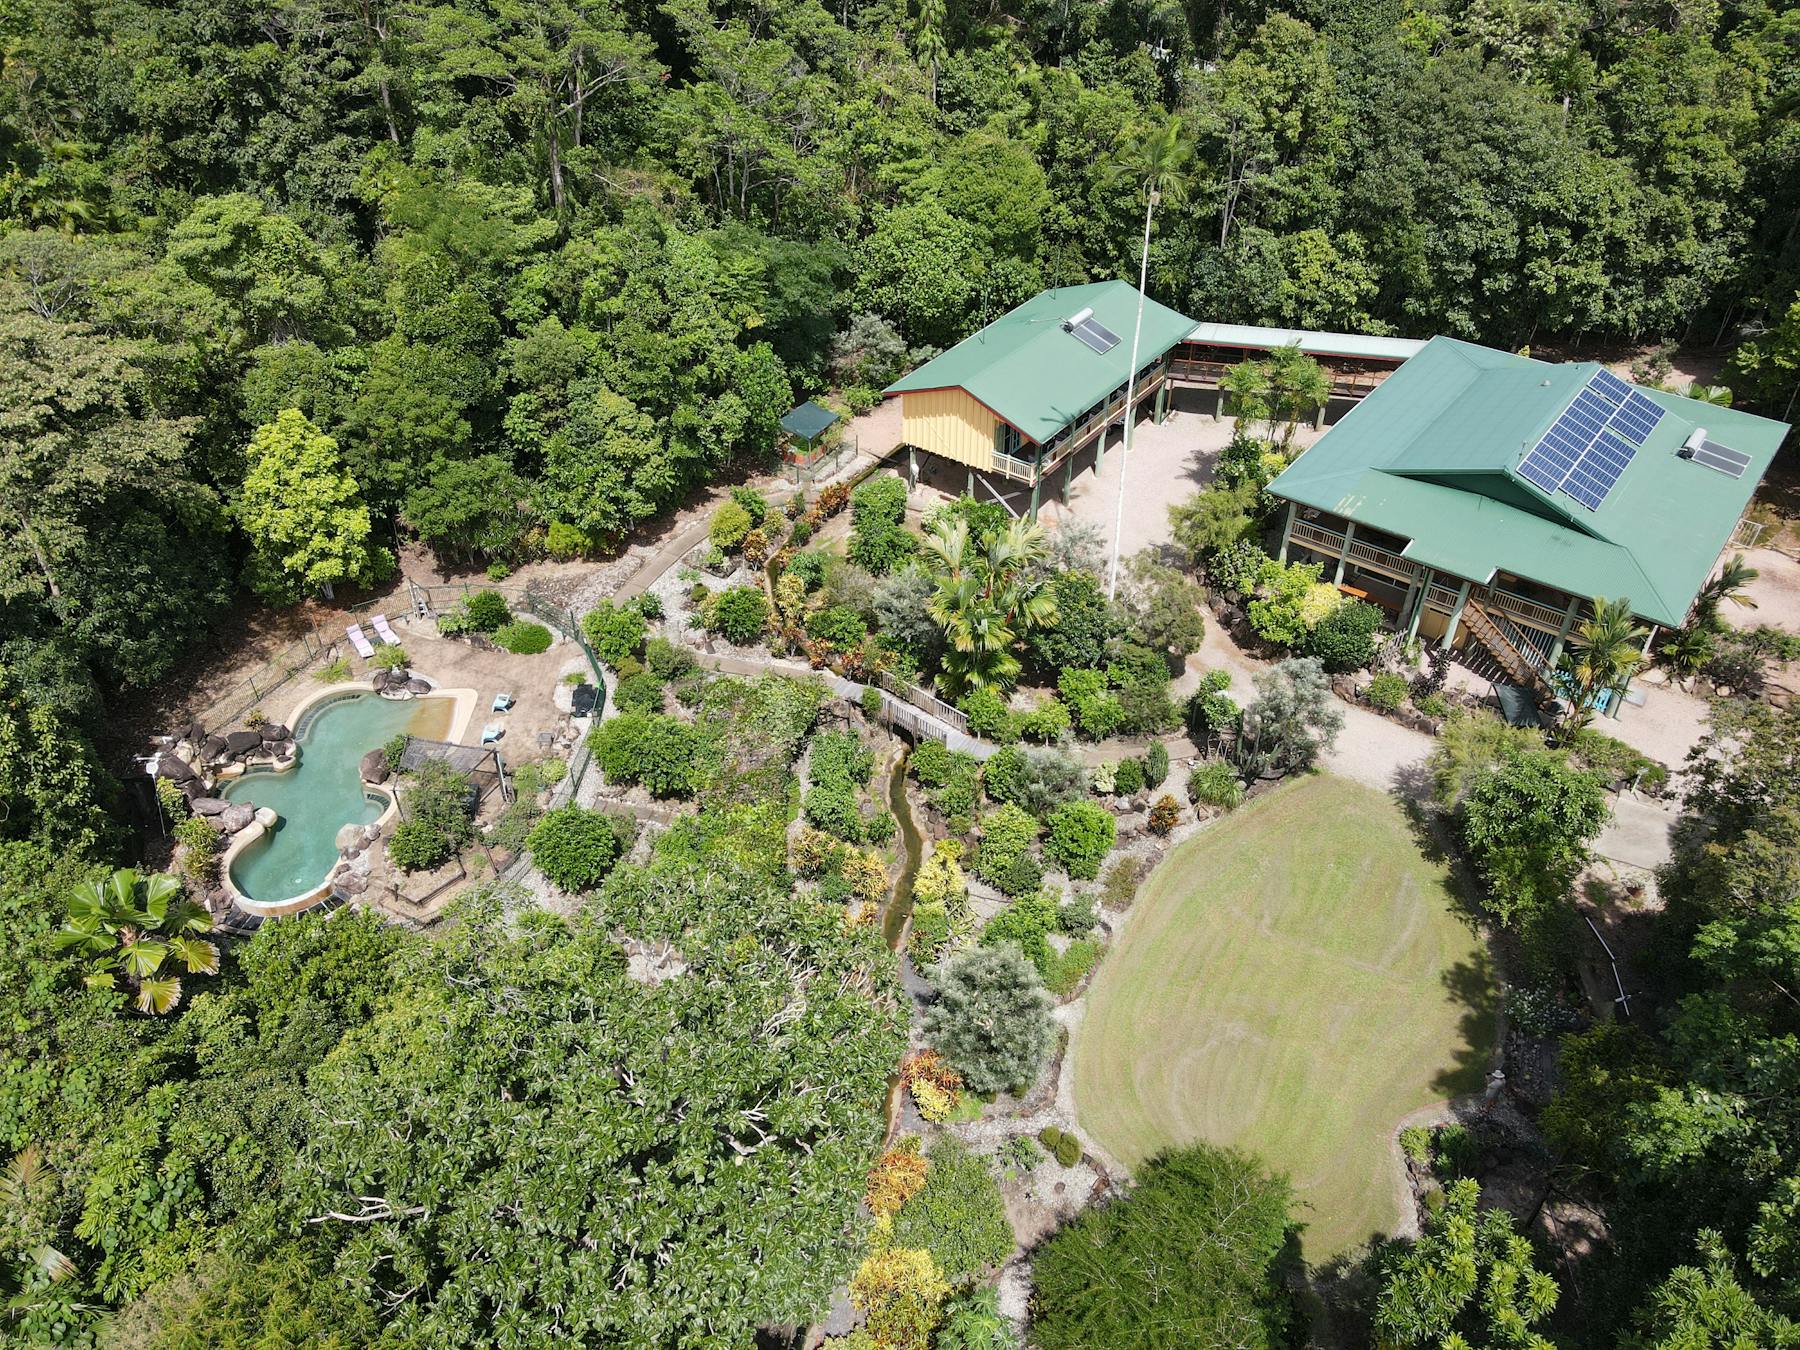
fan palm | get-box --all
[1554,596,1649,735]
[1691,553,1759,629]
[1267,346,1334,453]
[924,517,1058,698]
[56,868,219,1015]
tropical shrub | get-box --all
[1016,694,1072,743]
[546,520,593,559]
[1144,740,1169,787]
[1187,760,1245,810]
[582,601,648,668]
[972,804,1038,891]
[910,740,981,831]
[1112,756,1144,796]
[173,816,220,882]
[924,944,1055,1095]
[526,806,625,892]
[494,620,552,654]
[1059,668,1124,739]
[1044,799,1115,879]
[389,819,449,872]
[1365,672,1409,710]
[867,1137,931,1218]
[589,713,707,798]
[901,1049,963,1122]
[803,781,862,842]
[614,670,664,713]
[1149,794,1180,834]
[730,485,769,527]
[908,840,969,964]
[709,499,753,551]
[1037,1125,1083,1168]
[462,589,513,632]
[1185,670,1241,743]
[1028,570,1118,673]
[1046,940,1101,996]
[644,637,695,682]
[979,890,1059,976]
[703,586,771,644]
[1029,1145,1299,1349]
[371,643,409,671]
[1305,599,1383,671]
[850,1246,949,1350]
[807,604,868,649]
[891,1140,1014,1285]
[404,761,476,857]
[1246,559,1329,647]
[958,686,1018,742]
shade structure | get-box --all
[779,400,841,447]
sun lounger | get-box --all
[346,624,375,659]
[480,722,504,744]
[492,692,515,713]
[371,613,400,645]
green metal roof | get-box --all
[779,399,840,443]
[884,281,1198,445]
[1269,337,1791,628]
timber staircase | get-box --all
[1460,598,1555,701]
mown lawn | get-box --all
[1073,774,1496,1260]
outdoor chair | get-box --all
[492,692,515,713]
[371,613,400,645]
[480,722,505,744]
[346,624,375,659]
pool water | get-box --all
[223,693,453,903]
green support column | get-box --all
[1441,579,1473,651]
[1547,594,1583,666]
[1154,382,1170,425]
[1333,522,1357,586]
[1028,472,1042,522]
[1406,569,1435,643]
[1276,502,1297,564]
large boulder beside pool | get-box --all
[335,873,368,897]
[199,735,229,763]
[372,668,408,692]
[360,748,390,784]
[403,676,431,695]
[224,730,263,756]
[259,722,291,743]
[336,822,365,853]
[191,797,229,817]
[157,754,196,783]
[219,803,256,833]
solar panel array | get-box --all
[1691,438,1751,479]
[1070,315,1121,355]
[1516,369,1666,510]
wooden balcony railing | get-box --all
[1478,587,1568,634]
[1290,521,1418,583]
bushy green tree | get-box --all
[526,806,626,892]
[238,409,390,602]
[1459,751,1609,927]
[922,944,1055,1095]
[1029,1144,1298,1349]
[581,601,649,668]
[1043,800,1116,880]
[589,713,707,798]
[704,587,771,644]
[890,1139,1014,1285]
[1375,1179,1558,1348]
[1236,658,1343,778]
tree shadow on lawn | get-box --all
[1431,954,1502,1098]
[1388,760,1490,937]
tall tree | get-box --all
[237,410,389,602]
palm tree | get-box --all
[1660,625,1716,688]
[1220,359,1272,437]
[1685,383,1733,407]
[1691,553,1759,630]
[1554,596,1649,735]
[913,0,948,105]
[925,516,1058,698]
[1104,113,1195,601]
[56,869,219,1015]
[1266,346,1333,453]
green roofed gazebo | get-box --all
[1267,335,1790,699]
[780,399,840,451]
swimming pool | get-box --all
[222,692,453,905]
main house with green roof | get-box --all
[1268,336,1788,689]
[884,281,1197,511]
